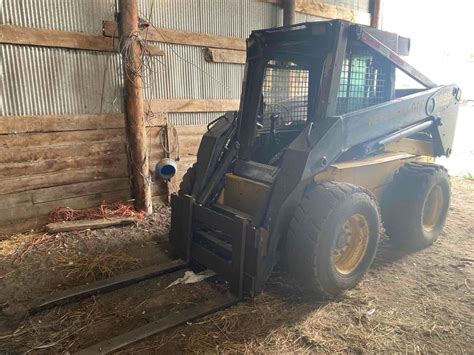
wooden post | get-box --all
[283,0,296,26]
[118,0,153,214]
[370,0,382,28]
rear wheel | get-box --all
[381,162,450,250]
[178,163,197,196]
[287,182,381,299]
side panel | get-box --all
[314,153,433,200]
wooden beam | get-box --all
[0,216,50,236]
[0,154,128,179]
[0,164,128,195]
[0,129,124,149]
[261,0,371,25]
[0,141,126,164]
[283,0,296,26]
[119,0,153,214]
[204,48,246,64]
[0,125,164,149]
[0,113,166,134]
[0,178,130,208]
[103,20,246,51]
[45,217,137,233]
[150,99,240,113]
[0,24,164,55]
[370,0,381,28]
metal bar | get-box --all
[231,218,248,298]
[30,260,186,314]
[355,27,437,88]
[182,195,194,262]
[197,142,238,204]
[378,120,433,146]
[76,293,239,354]
[191,244,232,278]
[362,120,434,155]
[193,205,239,239]
[320,21,349,118]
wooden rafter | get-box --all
[261,0,371,25]
[150,99,240,113]
[102,21,246,51]
[0,24,164,55]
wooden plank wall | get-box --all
[0,114,167,235]
[167,125,207,194]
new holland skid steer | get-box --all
[170,20,460,299]
[32,20,461,352]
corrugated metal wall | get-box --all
[1,0,121,116]
[1,0,370,121]
[138,0,281,125]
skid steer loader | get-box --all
[170,20,460,298]
[32,20,461,352]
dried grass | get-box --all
[3,232,84,265]
[1,300,112,353]
[56,251,139,283]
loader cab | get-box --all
[238,21,398,165]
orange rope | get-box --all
[49,201,145,222]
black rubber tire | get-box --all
[178,163,197,196]
[381,162,451,250]
[287,182,382,299]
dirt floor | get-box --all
[0,177,473,353]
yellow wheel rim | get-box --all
[333,214,370,275]
[422,185,444,232]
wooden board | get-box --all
[0,216,50,236]
[0,178,130,208]
[0,129,125,149]
[0,25,164,55]
[0,113,166,134]
[204,48,246,64]
[103,21,246,51]
[0,189,131,224]
[0,141,126,164]
[0,154,128,179]
[150,99,240,113]
[45,217,137,233]
[0,164,129,195]
[261,0,371,25]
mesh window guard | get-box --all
[260,61,309,128]
[336,49,389,115]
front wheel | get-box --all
[287,182,382,299]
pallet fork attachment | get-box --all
[76,293,239,354]
[30,260,187,314]
[29,194,248,353]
